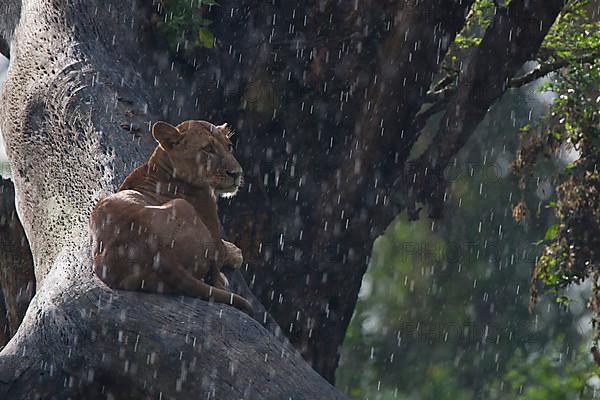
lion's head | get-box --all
[152,120,243,197]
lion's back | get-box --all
[89,190,157,285]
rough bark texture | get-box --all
[0,0,344,397]
[0,0,565,394]
[0,178,34,344]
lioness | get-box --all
[90,120,253,315]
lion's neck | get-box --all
[119,147,221,238]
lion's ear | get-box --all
[216,123,234,138]
[152,121,181,150]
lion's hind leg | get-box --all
[155,260,253,315]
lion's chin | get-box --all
[216,185,239,198]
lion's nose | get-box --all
[227,170,242,180]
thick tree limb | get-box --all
[509,53,599,87]
[412,100,448,135]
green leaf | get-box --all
[552,131,562,140]
[555,295,570,306]
[544,224,560,241]
[198,28,215,48]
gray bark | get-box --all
[0,0,345,398]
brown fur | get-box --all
[89,120,253,315]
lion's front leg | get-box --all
[221,240,243,269]
[205,240,240,289]
[212,272,230,290]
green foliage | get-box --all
[455,0,495,48]
[504,0,600,309]
[445,0,495,67]
[551,64,599,143]
[540,0,600,63]
[485,346,600,399]
[158,0,217,52]
[544,224,560,241]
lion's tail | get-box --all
[196,280,254,316]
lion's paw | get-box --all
[222,240,243,269]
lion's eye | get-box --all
[228,144,234,152]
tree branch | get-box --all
[333,0,475,232]
[421,52,596,125]
[415,38,597,143]
[509,53,599,87]
[412,99,448,134]
[426,68,461,101]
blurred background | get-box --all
[335,81,596,399]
